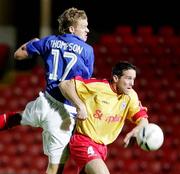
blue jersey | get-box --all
[26,34,94,105]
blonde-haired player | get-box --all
[0,7,94,174]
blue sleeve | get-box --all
[85,46,94,77]
[26,36,51,56]
[88,47,94,76]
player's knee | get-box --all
[46,163,61,174]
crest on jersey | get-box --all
[121,101,127,109]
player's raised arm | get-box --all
[14,38,39,60]
[59,80,88,120]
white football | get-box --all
[136,123,164,151]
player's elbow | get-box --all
[59,80,70,92]
[14,46,28,60]
[14,52,28,60]
[14,52,22,60]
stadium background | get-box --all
[0,0,179,173]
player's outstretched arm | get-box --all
[123,118,149,147]
[59,80,88,120]
[14,38,39,60]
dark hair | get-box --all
[112,61,136,77]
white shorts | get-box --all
[20,92,76,164]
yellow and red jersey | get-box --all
[73,76,148,145]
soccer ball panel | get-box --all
[136,123,164,151]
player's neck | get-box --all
[110,83,123,95]
[110,83,117,94]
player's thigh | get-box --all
[43,117,75,164]
[21,92,49,126]
[85,158,110,174]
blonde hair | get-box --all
[57,7,87,34]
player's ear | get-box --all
[69,26,75,34]
[112,75,119,82]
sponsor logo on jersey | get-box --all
[93,109,123,123]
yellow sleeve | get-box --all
[126,90,148,124]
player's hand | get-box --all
[124,118,149,147]
[76,103,88,120]
[123,127,139,148]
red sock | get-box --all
[0,111,21,130]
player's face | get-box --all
[116,69,136,94]
[73,19,89,42]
